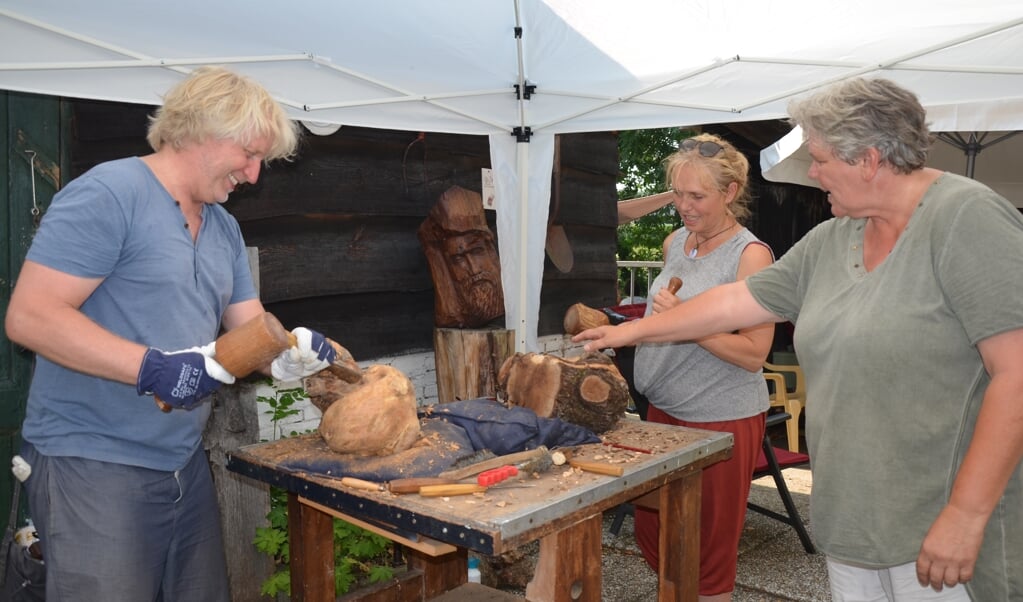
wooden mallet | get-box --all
[155,312,361,412]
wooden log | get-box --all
[563,303,610,335]
[563,277,681,335]
[434,327,514,404]
[312,365,421,456]
[496,351,630,433]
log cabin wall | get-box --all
[67,99,621,361]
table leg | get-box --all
[407,547,468,598]
[288,493,335,602]
[524,512,603,602]
[658,470,701,602]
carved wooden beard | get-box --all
[461,275,503,321]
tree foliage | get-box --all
[616,127,694,295]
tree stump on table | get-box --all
[496,351,631,433]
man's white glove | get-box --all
[271,327,337,381]
[195,342,237,384]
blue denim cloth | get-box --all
[20,441,229,602]
[278,397,602,482]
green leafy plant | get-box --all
[254,379,396,597]
[257,378,308,440]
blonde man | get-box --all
[6,66,330,601]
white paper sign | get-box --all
[481,168,496,210]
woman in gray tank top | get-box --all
[631,133,775,602]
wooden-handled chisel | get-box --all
[418,483,489,497]
[340,477,386,492]
[568,460,624,477]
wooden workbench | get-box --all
[226,418,732,602]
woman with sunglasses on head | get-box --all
[631,133,775,602]
[578,78,1023,601]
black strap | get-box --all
[0,478,23,586]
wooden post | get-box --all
[433,327,514,403]
[205,380,274,602]
[203,246,274,602]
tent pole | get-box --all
[516,140,530,353]
[966,133,979,179]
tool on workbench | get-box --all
[390,465,526,496]
[155,311,361,412]
[477,465,518,486]
[568,460,625,477]
[553,446,627,476]
[417,479,535,497]
[438,445,552,481]
[340,477,387,492]
[388,477,461,495]
[418,483,488,497]
[604,442,653,454]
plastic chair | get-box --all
[763,361,806,452]
[749,411,815,553]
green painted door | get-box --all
[1,91,66,522]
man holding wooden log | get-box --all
[4,67,334,601]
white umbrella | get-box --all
[761,126,1023,208]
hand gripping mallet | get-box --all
[154,312,361,412]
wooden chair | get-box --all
[763,361,806,452]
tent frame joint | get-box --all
[512,127,533,142]
[515,83,536,100]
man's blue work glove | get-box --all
[271,327,337,381]
[137,343,236,410]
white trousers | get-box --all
[827,559,971,602]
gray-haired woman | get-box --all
[576,77,1023,601]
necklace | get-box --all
[687,222,736,258]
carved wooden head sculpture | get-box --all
[418,186,505,328]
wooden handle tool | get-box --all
[438,446,551,481]
[155,312,295,412]
[388,477,459,495]
[568,460,625,477]
[418,483,488,497]
[156,312,361,412]
[341,477,387,492]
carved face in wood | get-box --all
[418,186,505,328]
[442,230,502,313]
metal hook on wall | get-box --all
[25,150,42,227]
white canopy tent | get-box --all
[2,0,1022,350]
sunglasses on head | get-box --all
[680,138,724,157]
